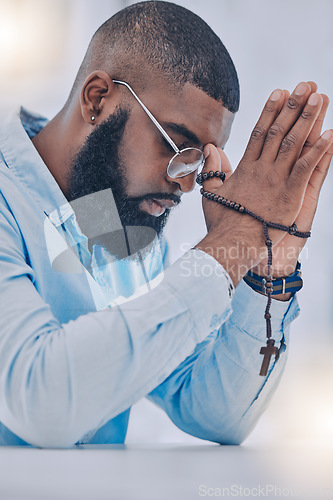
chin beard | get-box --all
[66,107,171,259]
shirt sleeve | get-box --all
[0,202,235,448]
[147,267,300,445]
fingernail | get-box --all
[308,93,320,106]
[294,82,308,95]
[270,89,282,101]
[322,130,333,141]
[204,147,210,159]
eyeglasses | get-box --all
[112,80,205,179]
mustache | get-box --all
[130,192,182,205]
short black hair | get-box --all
[70,1,240,113]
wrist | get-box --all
[244,261,302,300]
[272,292,292,302]
[253,289,292,302]
[251,259,298,278]
[196,234,266,286]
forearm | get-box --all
[0,250,233,448]
[148,280,299,444]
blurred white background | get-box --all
[0,0,332,447]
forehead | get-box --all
[139,82,235,148]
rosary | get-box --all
[196,170,311,377]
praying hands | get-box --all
[197,81,332,292]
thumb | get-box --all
[201,144,223,190]
[217,148,233,181]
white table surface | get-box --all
[0,442,332,500]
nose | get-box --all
[168,171,197,193]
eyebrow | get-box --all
[164,122,201,147]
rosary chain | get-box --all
[196,171,311,375]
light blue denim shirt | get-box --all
[0,108,300,447]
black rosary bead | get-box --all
[288,223,298,235]
[196,170,227,186]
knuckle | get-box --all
[250,125,266,140]
[267,122,285,139]
[301,108,313,121]
[296,155,311,171]
[302,139,313,150]
[313,140,325,154]
[279,133,298,153]
[286,96,299,110]
[264,100,277,113]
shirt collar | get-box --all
[0,106,70,223]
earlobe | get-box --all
[80,71,115,125]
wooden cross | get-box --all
[259,339,279,376]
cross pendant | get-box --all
[259,339,279,376]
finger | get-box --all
[302,94,329,153]
[201,144,223,190]
[282,90,290,108]
[307,145,333,196]
[295,131,333,232]
[217,148,233,181]
[307,81,318,94]
[294,149,333,232]
[275,93,324,168]
[260,82,312,161]
[288,129,333,192]
[242,88,284,161]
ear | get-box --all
[80,71,117,125]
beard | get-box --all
[66,107,179,259]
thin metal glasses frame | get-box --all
[112,79,205,178]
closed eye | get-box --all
[161,136,188,154]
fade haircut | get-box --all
[69,1,240,113]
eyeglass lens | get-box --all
[168,149,205,179]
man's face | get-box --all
[67,81,235,238]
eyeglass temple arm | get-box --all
[112,80,180,154]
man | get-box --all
[0,1,331,447]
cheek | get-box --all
[118,121,168,197]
